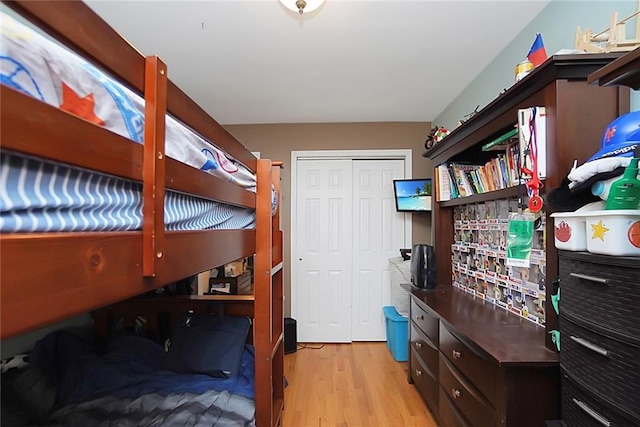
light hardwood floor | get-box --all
[282,342,438,427]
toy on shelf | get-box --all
[456,105,480,127]
[575,1,640,53]
[605,157,640,210]
[451,200,547,325]
[548,112,640,257]
[548,111,640,212]
[424,125,450,150]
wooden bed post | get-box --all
[270,162,285,426]
[142,56,168,277]
[254,158,274,427]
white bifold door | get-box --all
[294,158,407,343]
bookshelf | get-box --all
[408,54,629,426]
[425,54,628,333]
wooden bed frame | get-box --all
[0,1,284,426]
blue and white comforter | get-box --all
[0,12,279,232]
[0,11,256,190]
[1,331,256,426]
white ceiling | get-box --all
[86,0,550,125]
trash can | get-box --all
[383,306,408,362]
[388,257,411,316]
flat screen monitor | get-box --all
[393,179,432,212]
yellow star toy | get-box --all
[591,220,610,241]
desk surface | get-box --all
[409,285,559,367]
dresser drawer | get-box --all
[560,315,640,420]
[439,355,496,427]
[439,387,471,427]
[411,348,438,412]
[559,252,640,344]
[439,323,497,406]
[410,323,439,378]
[562,374,639,427]
[411,298,439,344]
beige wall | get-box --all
[225,122,433,316]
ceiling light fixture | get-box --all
[279,0,325,15]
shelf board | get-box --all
[423,53,623,165]
[439,185,525,207]
[588,47,640,89]
[189,294,255,301]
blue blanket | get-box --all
[25,331,255,426]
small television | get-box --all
[410,244,436,290]
[393,179,432,212]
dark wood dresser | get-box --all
[558,251,640,426]
[409,286,559,426]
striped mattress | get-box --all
[0,152,256,232]
[0,12,272,233]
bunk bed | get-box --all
[0,1,284,426]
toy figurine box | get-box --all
[452,199,547,326]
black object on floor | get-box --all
[284,318,297,354]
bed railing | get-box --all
[0,0,272,338]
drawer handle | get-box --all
[572,398,611,427]
[569,272,611,285]
[452,389,461,399]
[415,342,423,349]
[415,369,422,377]
[416,314,424,321]
[570,335,610,357]
[452,350,462,359]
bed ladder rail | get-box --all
[142,56,168,277]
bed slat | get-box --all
[0,85,143,180]
[1,85,255,209]
[0,229,256,338]
[6,1,257,174]
[142,56,168,277]
[166,81,257,173]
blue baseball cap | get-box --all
[587,111,640,162]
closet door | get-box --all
[295,159,353,343]
[351,159,405,341]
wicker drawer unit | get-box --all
[560,315,640,421]
[558,251,640,426]
[558,251,640,345]
[561,374,638,427]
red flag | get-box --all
[527,33,547,67]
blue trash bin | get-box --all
[383,306,408,362]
